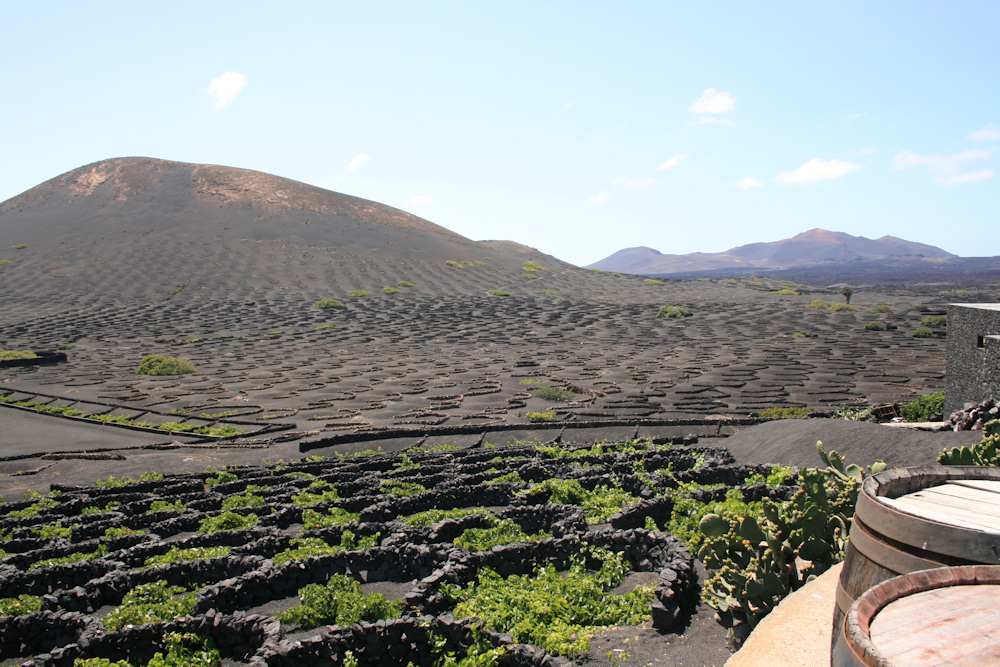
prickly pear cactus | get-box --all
[938,419,1000,466]
[698,441,884,647]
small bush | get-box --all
[277,574,401,629]
[0,350,39,361]
[0,594,43,616]
[446,260,463,268]
[758,406,811,419]
[315,298,346,309]
[792,332,806,338]
[531,386,577,402]
[103,580,195,631]
[864,321,887,331]
[382,287,401,294]
[348,290,370,298]
[57,344,72,350]
[922,315,947,327]
[142,546,231,568]
[488,289,510,296]
[656,305,688,318]
[522,273,538,279]
[771,289,799,295]
[828,303,858,312]
[397,281,414,287]
[527,411,558,422]
[901,391,945,422]
[197,511,258,534]
[522,261,549,272]
[644,278,664,284]
[912,326,934,338]
[870,304,893,314]
[136,355,196,376]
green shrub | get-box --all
[397,281,414,287]
[272,531,380,565]
[142,546,231,569]
[488,289,510,296]
[204,469,238,486]
[644,278,664,284]
[314,299,346,309]
[0,350,38,361]
[656,305,688,318]
[901,391,945,422]
[382,287,401,294]
[771,289,799,295]
[0,594,43,616]
[197,511,258,534]
[103,580,196,631]
[522,478,636,524]
[522,273,538,279]
[220,492,264,510]
[136,355,196,376]
[277,574,402,629]
[870,304,893,314]
[758,406,811,419]
[348,290,370,298]
[828,303,857,312]
[530,386,576,402]
[380,480,428,496]
[301,507,360,531]
[56,344,72,350]
[441,547,652,656]
[922,315,947,327]
[446,260,463,268]
[454,517,550,552]
[522,261,549,272]
[792,332,806,338]
[864,321,887,331]
[291,482,341,506]
[148,499,186,513]
[912,326,934,338]
[527,411,558,422]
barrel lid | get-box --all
[843,565,1000,666]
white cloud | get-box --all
[407,195,432,207]
[344,154,370,173]
[937,169,994,186]
[588,191,610,204]
[656,154,687,171]
[734,177,763,189]
[774,158,860,184]
[969,125,1000,141]
[893,148,993,185]
[207,72,247,111]
[613,176,656,188]
[690,88,735,115]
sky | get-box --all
[1,1,997,266]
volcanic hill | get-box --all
[588,228,957,276]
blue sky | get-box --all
[1,1,997,266]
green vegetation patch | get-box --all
[276,574,402,629]
[197,511,258,534]
[870,304,893,314]
[73,632,221,667]
[488,289,510,296]
[446,260,464,268]
[864,321,887,331]
[142,546,231,569]
[348,290,370,298]
[0,594,43,616]
[272,531,380,566]
[527,410,558,422]
[644,278,664,284]
[522,478,636,524]
[911,326,934,338]
[0,350,38,361]
[902,391,945,422]
[315,298,347,309]
[453,516,550,552]
[758,406,811,419]
[382,287,401,294]
[302,507,360,531]
[441,547,652,656]
[401,507,488,527]
[656,305,688,318]
[522,261,549,272]
[921,315,947,327]
[770,289,799,296]
[136,355,196,376]
[530,386,576,402]
[103,580,195,631]
[397,280,414,287]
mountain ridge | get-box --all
[587,228,956,274]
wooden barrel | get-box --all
[832,565,1000,666]
[832,466,1000,651]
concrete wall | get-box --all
[946,304,1000,416]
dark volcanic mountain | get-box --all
[587,228,956,275]
[0,157,570,309]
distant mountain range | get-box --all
[587,229,956,275]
